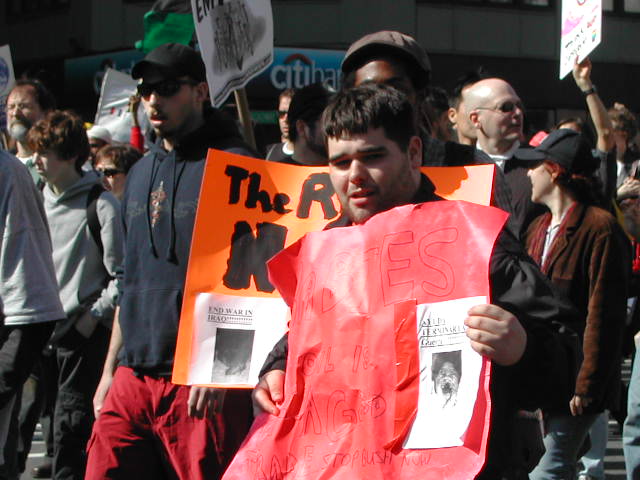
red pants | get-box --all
[85,367,251,480]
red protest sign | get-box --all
[223,201,508,479]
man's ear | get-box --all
[407,135,422,168]
[296,119,307,141]
[194,81,209,104]
[447,107,458,129]
[469,110,481,129]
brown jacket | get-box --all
[526,203,631,413]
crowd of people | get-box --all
[0,28,639,480]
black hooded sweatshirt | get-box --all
[118,107,255,374]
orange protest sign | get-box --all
[172,150,495,387]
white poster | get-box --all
[560,0,602,79]
[0,45,16,130]
[191,0,273,107]
[189,292,288,386]
[404,296,485,449]
[94,68,149,143]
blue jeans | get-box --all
[624,348,640,480]
[578,410,608,479]
[529,412,599,480]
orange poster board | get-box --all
[172,150,495,387]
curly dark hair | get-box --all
[27,110,90,173]
[95,144,142,174]
[609,105,638,140]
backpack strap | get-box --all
[86,183,105,257]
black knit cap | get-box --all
[132,43,206,83]
[341,31,431,89]
[517,129,598,174]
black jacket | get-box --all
[261,174,580,479]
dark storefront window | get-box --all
[6,0,70,22]
[418,0,552,7]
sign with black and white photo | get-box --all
[191,0,273,107]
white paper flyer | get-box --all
[189,292,288,387]
[404,296,486,449]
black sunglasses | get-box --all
[98,168,125,177]
[277,110,288,118]
[137,78,197,98]
[476,100,524,114]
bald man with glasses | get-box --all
[467,78,545,238]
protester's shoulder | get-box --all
[204,107,258,158]
[127,150,155,178]
[0,151,32,186]
[582,204,626,236]
[96,188,121,217]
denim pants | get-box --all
[529,412,599,480]
[624,348,640,480]
[578,410,608,479]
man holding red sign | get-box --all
[248,84,580,479]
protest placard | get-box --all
[94,68,149,143]
[172,150,496,389]
[0,45,16,130]
[222,200,507,479]
[560,0,602,79]
[191,0,273,107]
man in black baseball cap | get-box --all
[340,31,514,218]
[86,43,255,480]
[131,43,206,84]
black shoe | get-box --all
[31,461,52,478]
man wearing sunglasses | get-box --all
[468,78,545,238]
[265,88,295,163]
[86,43,256,480]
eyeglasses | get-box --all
[277,110,288,118]
[97,168,124,177]
[136,78,197,98]
[476,100,524,114]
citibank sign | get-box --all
[267,48,344,90]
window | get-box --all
[625,0,640,12]
[417,0,552,7]
[5,0,69,21]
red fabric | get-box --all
[633,241,640,273]
[385,299,420,451]
[86,366,250,480]
[224,202,508,480]
[130,126,143,152]
[529,130,549,147]
[527,203,577,274]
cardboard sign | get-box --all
[172,150,496,388]
[94,68,150,144]
[560,0,602,79]
[191,0,273,107]
[222,201,508,480]
[0,45,15,130]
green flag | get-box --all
[135,0,195,53]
